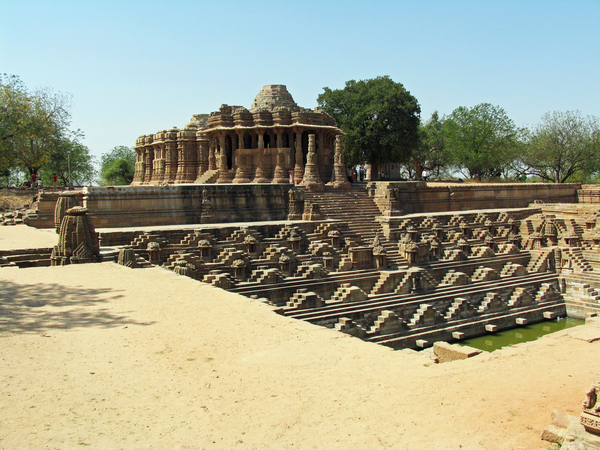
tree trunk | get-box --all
[412,157,423,181]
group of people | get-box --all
[347,165,366,183]
[27,173,58,189]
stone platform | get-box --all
[17,181,582,230]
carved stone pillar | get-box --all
[328,135,351,190]
[252,148,269,183]
[151,136,165,185]
[174,129,197,184]
[143,135,154,185]
[132,136,145,185]
[300,134,325,192]
[258,133,264,149]
[294,129,304,184]
[163,128,179,184]
[272,148,290,184]
[216,134,230,183]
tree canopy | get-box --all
[99,145,136,185]
[0,74,94,185]
[520,111,600,183]
[39,130,96,187]
[443,103,522,180]
[410,111,451,180]
[317,76,421,167]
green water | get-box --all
[460,318,585,352]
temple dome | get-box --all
[250,85,298,112]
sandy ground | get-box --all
[1,227,600,450]
[0,225,57,250]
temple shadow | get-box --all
[0,280,155,334]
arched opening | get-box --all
[263,133,271,149]
[225,135,233,170]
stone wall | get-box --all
[22,182,582,230]
[80,184,290,228]
[374,182,581,214]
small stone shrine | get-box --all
[51,206,100,265]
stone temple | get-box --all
[132,85,346,189]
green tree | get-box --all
[520,111,600,183]
[99,146,135,185]
[317,76,421,173]
[0,74,74,179]
[408,111,451,180]
[0,74,30,174]
[444,103,521,180]
[39,130,96,186]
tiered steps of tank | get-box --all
[286,271,564,349]
[303,184,407,268]
[0,248,53,268]
[562,247,593,272]
[229,268,381,306]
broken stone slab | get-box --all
[433,341,482,363]
[542,410,581,445]
[542,410,600,449]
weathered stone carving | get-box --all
[302,201,324,221]
[201,188,216,224]
[581,381,600,434]
[287,188,304,220]
[54,192,79,233]
[117,248,138,268]
[51,206,100,265]
[146,241,161,264]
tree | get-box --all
[317,76,421,171]
[408,111,451,180]
[444,103,521,180]
[520,111,600,183]
[99,146,136,185]
[0,74,75,179]
[39,130,96,186]
[0,74,29,174]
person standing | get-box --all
[30,173,37,189]
[52,173,58,189]
[422,169,428,182]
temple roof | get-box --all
[250,85,298,112]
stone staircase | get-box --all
[195,169,219,184]
[303,184,407,268]
[0,248,53,268]
[562,247,593,272]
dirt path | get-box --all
[1,259,599,449]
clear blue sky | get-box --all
[2,0,599,165]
